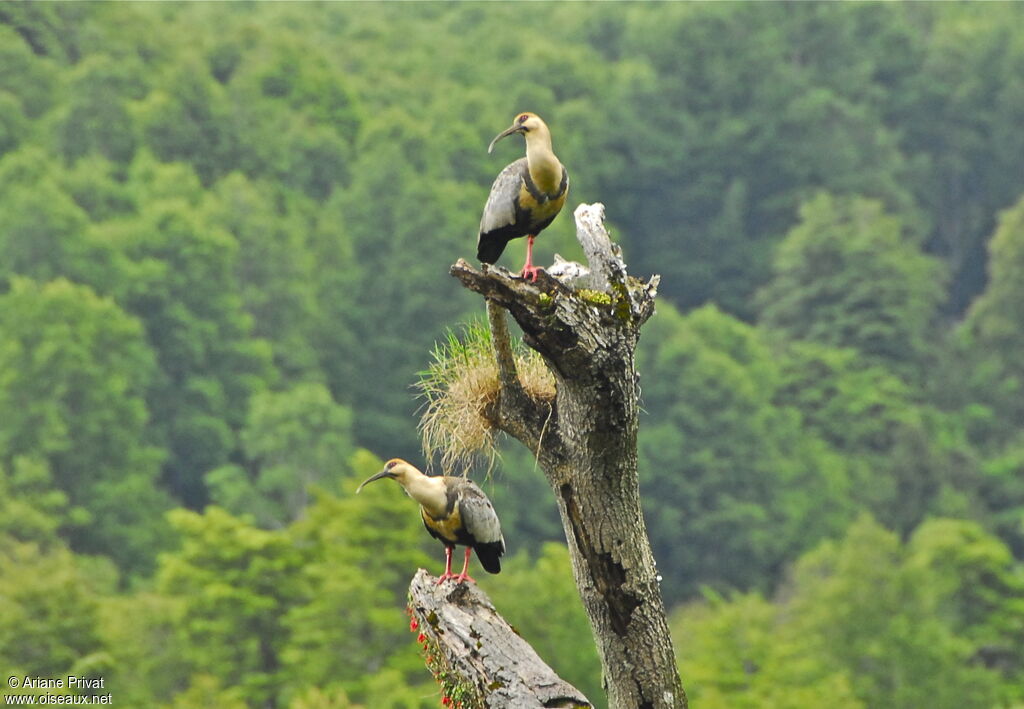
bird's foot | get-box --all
[435,571,476,585]
[519,264,542,282]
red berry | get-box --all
[410,619,419,631]
[441,697,451,706]
[418,633,426,642]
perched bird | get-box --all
[357,458,505,584]
[478,112,569,281]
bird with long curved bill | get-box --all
[478,112,569,282]
[357,458,505,584]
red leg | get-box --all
[435,547,455,585]
[453,547,476,584]
[520,235,541,282]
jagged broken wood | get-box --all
[408,569,593,708]
[449,204,686,709]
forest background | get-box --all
[2,3,1024,708]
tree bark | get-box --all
[449,204,686,709]
[408,569,593,708]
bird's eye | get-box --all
[518,114,529,124]
[386,461,396,470]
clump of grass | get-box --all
[417,318,555,474]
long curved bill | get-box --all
[488,124,523,154]
[356,469,391,494]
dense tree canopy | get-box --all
[2,2,1024,706]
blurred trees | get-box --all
[757,193,945,374]
[1,2,1024,706]
[638,303,853,598]
[0,278,170,572]
[674,516,1016,709]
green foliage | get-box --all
[638,303,853,599]
[93,198,275,506]
[207,383,356,527]
[0,278,170,573]
[773,341,981,534]
[673,592,864,709]
[959,194,1024,435]
[0,540,107,681]
[282,451,437,703]
[158,506,309,707]
[787,516,1003,708]
[2,4,1024,706]
[757,193,945,373]
[675,516,1015,708]
[0,458,69,549]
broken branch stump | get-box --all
[408,569,593,708]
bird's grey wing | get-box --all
[479,158,526,235]
[458,483,504,546]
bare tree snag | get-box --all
[449,204,686,709]
[408,569,593,708]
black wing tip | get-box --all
[475,542,504,574]
[476,236,507,265]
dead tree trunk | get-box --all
[449,203,687,709]
[408,569,593,708]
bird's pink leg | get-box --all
[520,235,541,282]
[452,547,476,584]
[435,547,455,585]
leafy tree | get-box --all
[589,2,915,315]
[158,507,308,708]
[0,149,91,285]
[774,341,981,534]
[97,592,192,708]
[161,675,248,709]
[333,114,479,454]
[637,303,852,600]
[56,53,146,166]
[674,516,1011,709]
[757,193,945,375]
[959,193,1024,437]
[0,90,28,157]
[0,278,170,572]
[206,383,356,527]
[0,23,59,117]
[977,438,1024,558]
[203,174,322,379]
[787,516,1002,708]
[908,518,1024,704]
[91,198,274,506]
[281,450,436,704]
[887,3,1024,310]
[0,540,107,681]
[136,59,242,186]
[672,592,863,709]
[0,457,69,549]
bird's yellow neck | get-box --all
[402,471,448,519]
[524,128,562,196]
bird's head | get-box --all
[356,458,420,492]
[488,112,549,154]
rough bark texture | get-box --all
[408,569,593,708]
[449,203,686,709]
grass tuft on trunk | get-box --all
[417,319,554,474]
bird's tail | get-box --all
[476,234,509,265]
[474,541,504,574]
